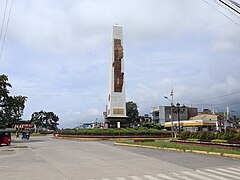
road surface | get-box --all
[0,135,240,180]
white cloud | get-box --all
[0,0,240,127]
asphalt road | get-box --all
[0,135,240,180]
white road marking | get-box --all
[217,168,240,176]
[228,167,240,172]
[171,172,193,180]
[205,169,240,179]
[116,177,127,180]
[182,171,214,180]
[129,176,143,180]
[195,170,227,180]
[157,173,175,180]
[144,175,162,180]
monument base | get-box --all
[105,116,129,128]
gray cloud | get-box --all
[0,0,239,127]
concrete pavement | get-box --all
[0,135,240,180]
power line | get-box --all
[190,92,240,103]
[0,0,13,61]
[212,100,240,109]
[218,0,240,15]
[201,0,240,29]
[0,0,8,43]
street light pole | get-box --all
[170,89,174,138]
[176,103,181,136]
[164,96,174,138]
[172,103,185,137]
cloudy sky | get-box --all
[0,0,240,128]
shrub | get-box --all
[58,128,171,137]
[237,131,240,141]
[187,138,200,141]
[211,139,228,143]
[189,132,201,139]
[144,139,155,142]
[141,122,162,130]
[180,131,190,138]
[200,131,207,140]
[217,132,237,141]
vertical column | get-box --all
[107,25,126,120]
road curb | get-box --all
[53,136,169,141]
[114,142,240,159]
[223,153,240,158]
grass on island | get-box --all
[122,140,240,155]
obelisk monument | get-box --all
[106,25,128,127]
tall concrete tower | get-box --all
[106,25,128,127]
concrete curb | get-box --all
[53,136,169,141]
[114,142,240,159]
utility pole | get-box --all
[170,88,174,138]
[172,103,186,137]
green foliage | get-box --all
[59,128,171,137]
[211,139,228,143]
[126,140,240,155]
[30,110,59,130]
[187,138,200,141]
[143,139,155,142]
[180,131,190,138]
[217,132,237,141]
[229,116,240,129]
[0,75,27,128]
[126,101,139,124]
[141,122,162,130]
[180,131,240,141]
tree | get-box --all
[229,115,240,129]
[141,122,162,130]
[0,75,27,128]
[2,96,27,126]
[126,101,139,125]
[30,111,59,131]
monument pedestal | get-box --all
[105,116,129,128]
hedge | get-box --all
[59,128,171,137]
[180,131,240,141]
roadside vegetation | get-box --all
[123,140,240,155]
[59,127,170,137]
[180,130,240,142]
[0,74,27,129]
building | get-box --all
[151,106,198,126]
[190,113,227,131]
[191,114,223,121]
[105,25,128,127]
[164,113,229,132]
[14,121,33,131]
[165,119,217,132]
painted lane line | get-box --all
[157,173,176,180]
[205,169,240,179]
[143,175,163,180]
[216,168,240,176]
[129,176,143,180]
[171,172,193,180]
[116,177,127,180]
[228,167,240,172]
[195,170,227,180]
[182,171,214,180]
